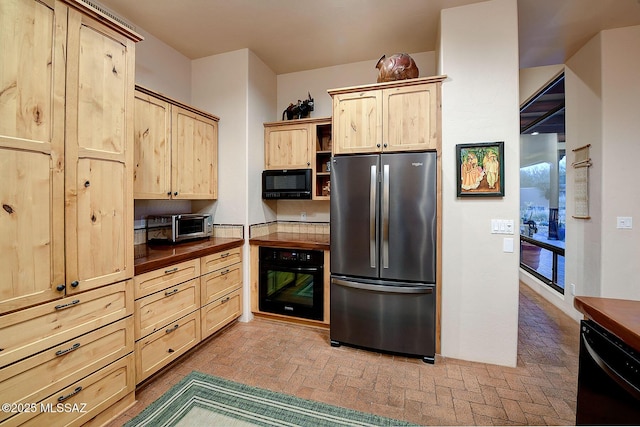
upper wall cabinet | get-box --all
[264,117,332,200]
[0,0,141,311]
[264,121,313,170]
[134,86,219,200]
[328,76,445,155]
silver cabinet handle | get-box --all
[55,343,81,357]
[165,288,178,297]
[164,267,178,274]
[55,300,80,310]
[58,386,82,402]
[166,324,179,334]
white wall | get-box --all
[519,65,564,106]
[192,49,279,321]
[248,52,278,226]
[276,52,437,120]
[134,28,191,103]
[599,26,640,299]
[439,0,521,366]
[132,28,194,220]
[192,50,249,225]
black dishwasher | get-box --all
[576,319,640,425]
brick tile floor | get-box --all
[108,282,579,426]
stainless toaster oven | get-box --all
[146,214,213,243]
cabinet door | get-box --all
[264,123,312,169]
[171,105,218,199]
[0,0,67,313]
[383,83,439,152]
[332,90,382,154]
[133,91,171,199]
[64,10,135,292]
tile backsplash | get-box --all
[133,221,244,244]
[250,221,329,238]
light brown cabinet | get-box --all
[11,354,136,427]
[0,0,139,313]
[264,117,332,200]
[329,77,444,155]
[134,86,219,200]
[264,122,313,170]
[0,1,140,424]
[0,280,135,425]
[0,317,133,424]
[134,247,243,383]
[200,247,243,339]
[136,310,201,383]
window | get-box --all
[519,73,565,293]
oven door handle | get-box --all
[261,265,322,274]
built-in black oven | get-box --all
[258,247,324,321]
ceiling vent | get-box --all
[77,0,136,32]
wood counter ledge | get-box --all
[249,232,330,251]
[134,237,244,275]
[574,295,640,351]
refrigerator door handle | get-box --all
[332,278,433,294]
[382,164,390,269]
[369,164,377,268]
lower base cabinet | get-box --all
[134,245,243,384]
[3,354,135,427]
[135,311,201,383]
[0,281,134,426]
[0,318,134,424]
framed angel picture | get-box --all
[456,141,505,197]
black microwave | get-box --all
[262,169,312,199]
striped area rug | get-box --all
[125,371,415,427]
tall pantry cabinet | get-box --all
[0,0,142,425]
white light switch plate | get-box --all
[617,216,633,229]
[491,219,514,234]
[503,237,514,253]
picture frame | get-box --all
[456,141,505,197]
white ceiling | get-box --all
[96,0,640,74]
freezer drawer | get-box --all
[330,277,436,363]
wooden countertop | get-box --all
[249,232,330,251]
[574,296,640,351]
[134,237,244,275]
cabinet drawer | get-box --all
[135,311,200,383]
[135,278,200,339]
[201,261,242,306]
[134,259,200,299]
[0,317,133,423]
[201,288,242,340]
[0,280,132,368]
[201,247,242,274]
[5,354,135,427]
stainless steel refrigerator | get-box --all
[330,151,437,363]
